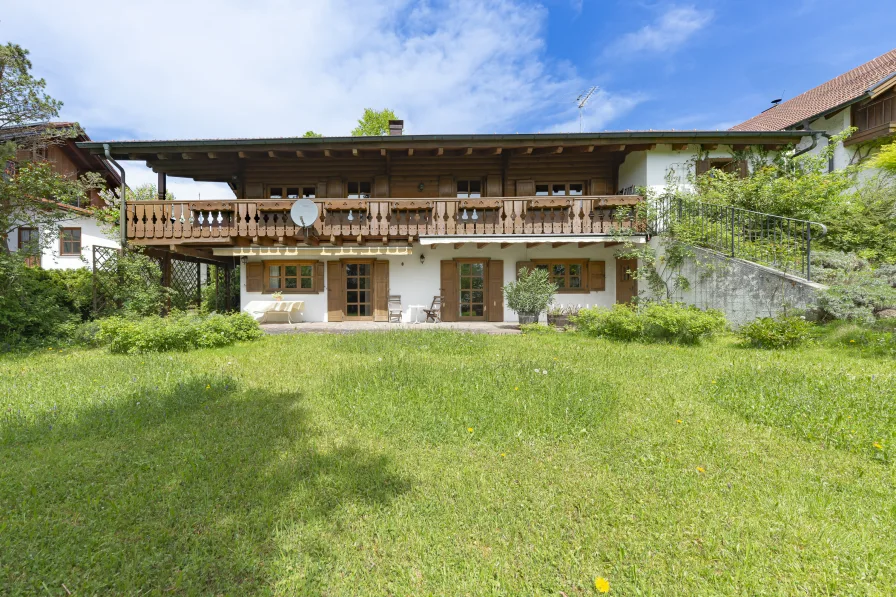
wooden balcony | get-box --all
[126,196,645,246]
[847,93,896,145]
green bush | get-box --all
[98,311,264,354]
[519,322,558,335]
[739,315,813,349]
[640,302,727,344]
[572,303,726,345]
[503,268,557,319]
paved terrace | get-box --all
[262,321,521,335]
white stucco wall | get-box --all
[9,216,119,270]
[239,243,627,323]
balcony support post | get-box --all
[158,172,167,200]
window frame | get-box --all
[346,181,372,199]
[456,179,483,198]
[18,227,40,267]
[262,260,318,294]
[533,259,588,293]
[59,227,82,256]
[265,184,317,199]
[534,182,585,197]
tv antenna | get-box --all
[575,86,598,133]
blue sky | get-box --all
[4,0,895,197]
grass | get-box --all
[1,332,895,595]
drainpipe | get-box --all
[103,144,127,249]
[792,121,833,172]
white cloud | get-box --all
[3,0,644,199]
[608,6,712,55]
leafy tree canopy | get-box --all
[872,140,896,173]
[351,108,398,136]
[302,130,322,138]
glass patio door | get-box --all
[345,262,373,319]
[458,260,486,320]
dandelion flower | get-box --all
[710,380,716,384]
[850,339,856,343]
[676,419,683,424]
[594,576,610,593]
[206,384,211,389]
[696,466,706,473]
[514,387,519,391]
[501,453,506,458]
[468,427,474,433]
[873,442,884,450]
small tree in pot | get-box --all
[503,267,557,325]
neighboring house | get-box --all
[4,122,122,269]
[732,48,896,171]
[79,125,808,323]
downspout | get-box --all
[792,121,833,172]
[103,144,127,249]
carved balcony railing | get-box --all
[125,196,645,244]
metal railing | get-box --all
[651,196,827,281]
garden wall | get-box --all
[654,242,826,327]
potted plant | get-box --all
[546,304,567,328]
[503,267,557,325]
[272,291,283,302]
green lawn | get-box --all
[1,332,894,596]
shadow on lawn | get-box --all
[0,374,410,595]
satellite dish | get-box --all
[290,198,319,227]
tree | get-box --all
[873,140,896,173]
[1,43,102,253]
[302,130,322,138]
[351,108,398,136]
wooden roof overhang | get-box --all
[78,130,810,186]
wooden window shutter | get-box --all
[695,159,710,176]
[590,178,610,195]
[327,178,343,198]
[373,260,389,322]
[516,179,534,197]
[374,175,390,198]
[246,262,263,292]
[316,181,328,198]
[326,261,344,322]
[314,262,325,293]
[440,260,458,322]
[486,174,502,197]
[438,175,455,198]
[589,260,606,291]
[487,260,504,322]
[515,261,534,279]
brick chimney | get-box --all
[388,119,404,136]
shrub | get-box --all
[573,303,726,345]
[739,315,813,349]
[640,302,727,345]
[519,323,558,335]
[503,268,557,319]
[98,311,264,354]
[0,253,81,344]
[816,275,896,324]
[573,304,643,341]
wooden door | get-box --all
[615,258,638,304]
[17,227,40,267]
[458,260,487,321]
[440,260,458,322]
[327,261,344,321]
[487,260,504,322]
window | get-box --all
[18,227,39,267]
[60,227,81,256]
[456,179,482,198]
[534,182,584,196]
[265,261,315,292]
[346,181,371,198]
[534,260,586,291]
[267,185,316,199]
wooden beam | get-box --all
[380,148,387,157]
[500,243,511,249]
[594,144,626,152]
[454,243,465,249]
[323,149,332,158]
[435,147,444,156]
[526,242,541,248]
[238,151,248,159]
[492,147,503,155]
[532,146,563,155]
[207,152,218,159]
[181,153,194,160]
[514,147,534,155]
[732,144,749,152]
[408,148,414,156]
[671,143,689,151]
[352,148,359,157]
[701,144,718,151]
[156,153,168,160]
[603,241,621,248]
[578,242,597,248]
[476,243,489,248]
[295,150,305,158]
[552,242,568,248]
[267,151,278,158]
[464,147,473,156]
